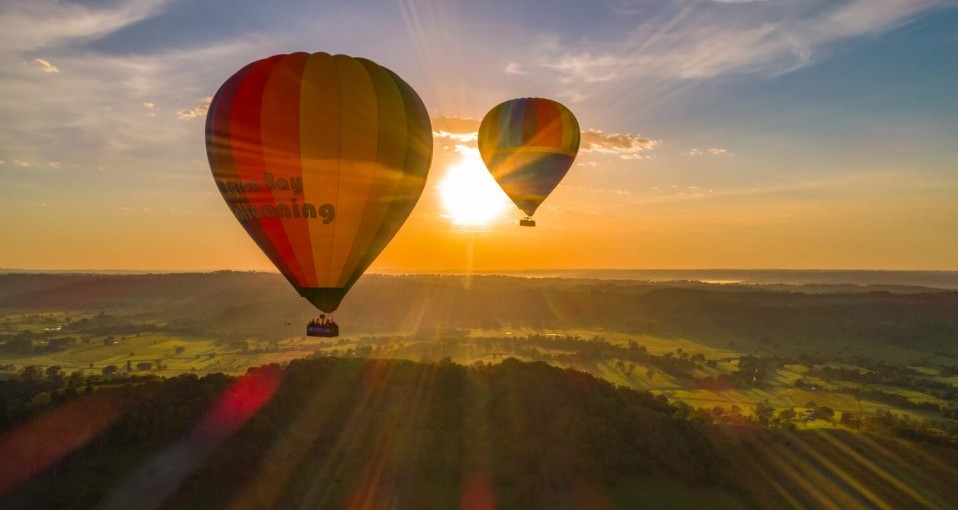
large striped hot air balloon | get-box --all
[206,52,432,333]
[478,97,579,227]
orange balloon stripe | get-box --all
[261,53,318,287]
[327,55,379,288]
[523,100,538,143]
[230,56,309,286]
[338,59,407,285]
[559,105,581,153]
[298,53,341,287]
[534,99,563,148]
[506,100,526,148]
[341,68,431,291]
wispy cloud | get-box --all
[11,160,30,167]
[0,34,271,175]
[562,185,633,196]
[432,116,481,150]
[688,147,733,157]
[434,131,479,146]
[33,58,59,73]
[0,0,170,53]
[537,0,947,88]
[504,62,525,75]
[580,129,659,159]
[544,52,619,83]
[177,97,211,120]
[432,115,481,135]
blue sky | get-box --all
[1,0,956,270]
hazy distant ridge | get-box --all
[4,268,958,289]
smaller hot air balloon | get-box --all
[478,98,580,226]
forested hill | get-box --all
[2,272,957,356]
[0,357,726,509]
[4,357,958,509]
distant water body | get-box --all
[414,269,958,290]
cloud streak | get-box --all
[431,117,660,160]
[544,52,619,83]
[0,0,170,53]
[33,59,59,73]
[504,62,525,75]
[688,147,733,157]
[177,97,212,120]
[537,0,947,87]
[431,116,481,149]
[580,129,659,159]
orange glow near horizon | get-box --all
[2,149,957,272]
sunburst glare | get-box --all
[438,149,510,227]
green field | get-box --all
[2,272,957,431]
[4,308,956,433]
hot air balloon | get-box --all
[478,97,580,227]
[206,52,432,336]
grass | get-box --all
[2,307,956,429]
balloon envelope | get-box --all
[478,98,579,217]
[206,52,432,312]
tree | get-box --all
[3,332,35,353]
[754,401,774,426]
[45,365,64,382]
[840,411,862,428]
[68,370,85,387]
[817,406,835,421]
[48,337,76,351]
[777,408,797,424]
[729,405,743,420]
[21,365,44,381]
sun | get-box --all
[438,149,510,227]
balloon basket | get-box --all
[306,316,339,337]
[519,217,536,227]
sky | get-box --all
[1,0,956,272]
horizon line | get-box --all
[3,267,958,274]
